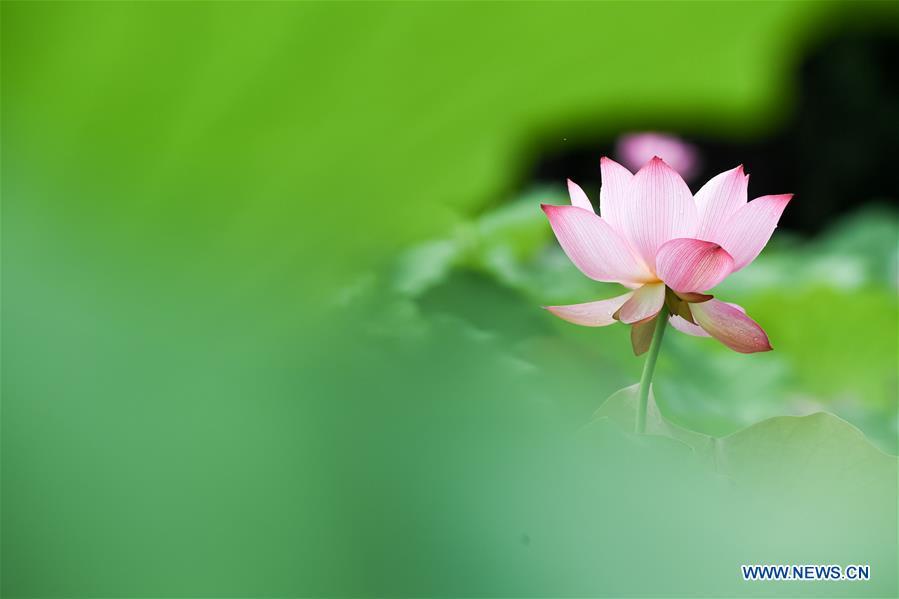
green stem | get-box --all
[635,311,668,434]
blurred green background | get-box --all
[2,1,897,597]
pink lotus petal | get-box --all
[567,179,594,213]
[670,301,745,337]
[542,204,654,285]
[619,157,698,271]
[616,132,701,181]
[617,282,665,324]
[599,157,632,232]
[655,238,735,293]
[709,194,793,272]
[694,165,749,239]
[690,300,772,353]
[669,315,710,337]
[545,291,634,327]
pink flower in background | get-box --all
[616,132,701,181]
[543,157,791,354]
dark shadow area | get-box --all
[532,30,899,235]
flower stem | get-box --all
[635,312,668,434]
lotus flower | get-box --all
[543,156,791,354]
[616,132,701,182]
